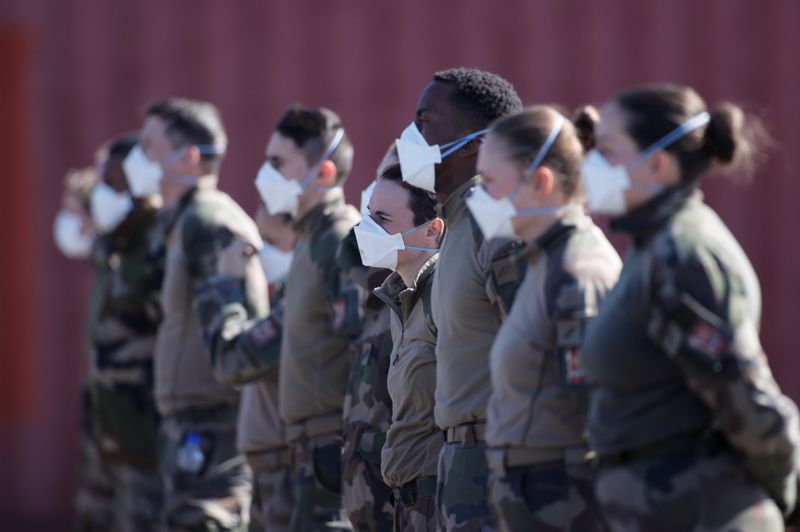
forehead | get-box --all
[477,133,510,166]
[596,101,629,142]
[417,80,457,116]
[370,179,408,212]
[141,115,168,139]
[266,131,305,159]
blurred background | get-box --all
[1,0,798,527]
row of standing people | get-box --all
[55,67,799,532]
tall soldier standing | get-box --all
[136,98,267,531]
[395,67,522,530]
[86,133,166,531]
[581,83,800,531]
[255,105,362,530]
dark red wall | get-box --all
[1,0,798,523]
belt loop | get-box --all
[463,425,476,448]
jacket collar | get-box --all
[292,188,345,235]
[374,253,439,319]
[440,175,481,222]
[610,183,700,246]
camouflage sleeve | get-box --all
[315,230,365,339]
[645,245,800,514]
[194,275,282,385]
[472,206,527,320]
[181,210,268,318]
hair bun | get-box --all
[704,102,744,164]
[573,105,599,152]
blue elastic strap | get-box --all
[515,206,566,217]
[197,144,226,155]
[633,112,710,165]
[400,222,440,252]
[526,114,565,174]
[440,128,490,158]
[303,128,346,190]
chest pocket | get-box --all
[486,249,527,320]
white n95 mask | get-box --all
[354,214,439,270]
[123,145,163,198]
[259,243,294,284]
[255,162,305,217]
[53,210,93,259]
[255,128,346,216]
[395,123,488,193]
[466,114,566,240]
[582,111,710,215]
[90,182,133,233]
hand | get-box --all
[217,240,257,277]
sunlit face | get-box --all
[595,101,677,210]
[140,116,174,164]
[367,179,432,271]
[477,133,526,200]
[264,132,313,183]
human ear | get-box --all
[531,166,555,198]
[425,217,445,244]
[316,160,337,186]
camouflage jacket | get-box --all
[86,204,165,463]
[154,179,268,416]
[279,189,364,431]
[339,227,393,464]
[87,205,164,385]
[583,184,800,514]
[485,207,621,451]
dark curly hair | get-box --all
[433,67,523,130]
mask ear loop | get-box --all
[622,111,710,195]
[439,129,490,158]
[161,144,226,185]
[400,220,441,252]
[507,114,567,217]
[302,128,346,191]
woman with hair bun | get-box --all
[467,105,622,531]
[581,83,800,531]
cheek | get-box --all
[485,174,518,199]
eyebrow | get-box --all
[371,208,393,220]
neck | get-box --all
[296,186,340,220]
[515,213,558,243]
[514,196,573,243]
[397,251,434,289]
[161,173,215,207]
[436,157,477,204]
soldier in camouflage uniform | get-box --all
[193,206,298,532]
[54,165,116,532]
[365,165,444,532]
[581,83,800,531]
[397,68,522,531]
[469,107,619,531]
[138,98,267,531]
[83,133,167,532]
[339,146,401,532]
[256,105,362,530]
[339,228,394,532]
